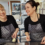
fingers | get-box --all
[12,33,17,38]
[26,38,31,41]
[26,36,31,41]
[41,42,45,44]
[14,34,16,38]
[41,37,45,44]
[12,34,15,38]
[41,38,45,42]
[41,38,43,42]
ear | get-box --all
[33,6,36,11]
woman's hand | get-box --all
[12,28,19,38]
[12,31,17,38]
[41,36,45,44]
[26,35,31,41]
[25,32,31,41]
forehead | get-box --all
[25,3,31,7]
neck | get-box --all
[30,11,39,22]
[0,16,7,22]
[30,11,37,19]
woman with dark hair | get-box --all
[0,4,19,45]
[24,0,45,45]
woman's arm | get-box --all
[41,15,45,44]
[12,28,19,38]
[10,16,19,38]
[25,32,29,36]
[25,32,31,41]
[15,28,19,33]
[24,18,31,41]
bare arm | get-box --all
[15,28,19,33]
[25,32,29,36]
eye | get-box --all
[27,7,29,8]
[1,10,3,11]
[1,9,5,11]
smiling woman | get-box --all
[0,4,7,22]
[24,0,45,45]
[0,4,19,45]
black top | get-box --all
[0,15,18,39]
[24,14,45,42]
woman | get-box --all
[24,0,45,45]
[0,4,19,45]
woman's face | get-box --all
[25,3,35,16]
[0,8,6,19]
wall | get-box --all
[0,0,20,15]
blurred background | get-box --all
[0,0,45,45]
[0,0,45,28]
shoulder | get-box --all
[40,14,45,18]
[25,16,30,21]
[7,15,15,20]
[39,14,45,23]
[24,16,30,23]
[7,15,13,18]
[40,14,45,20]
